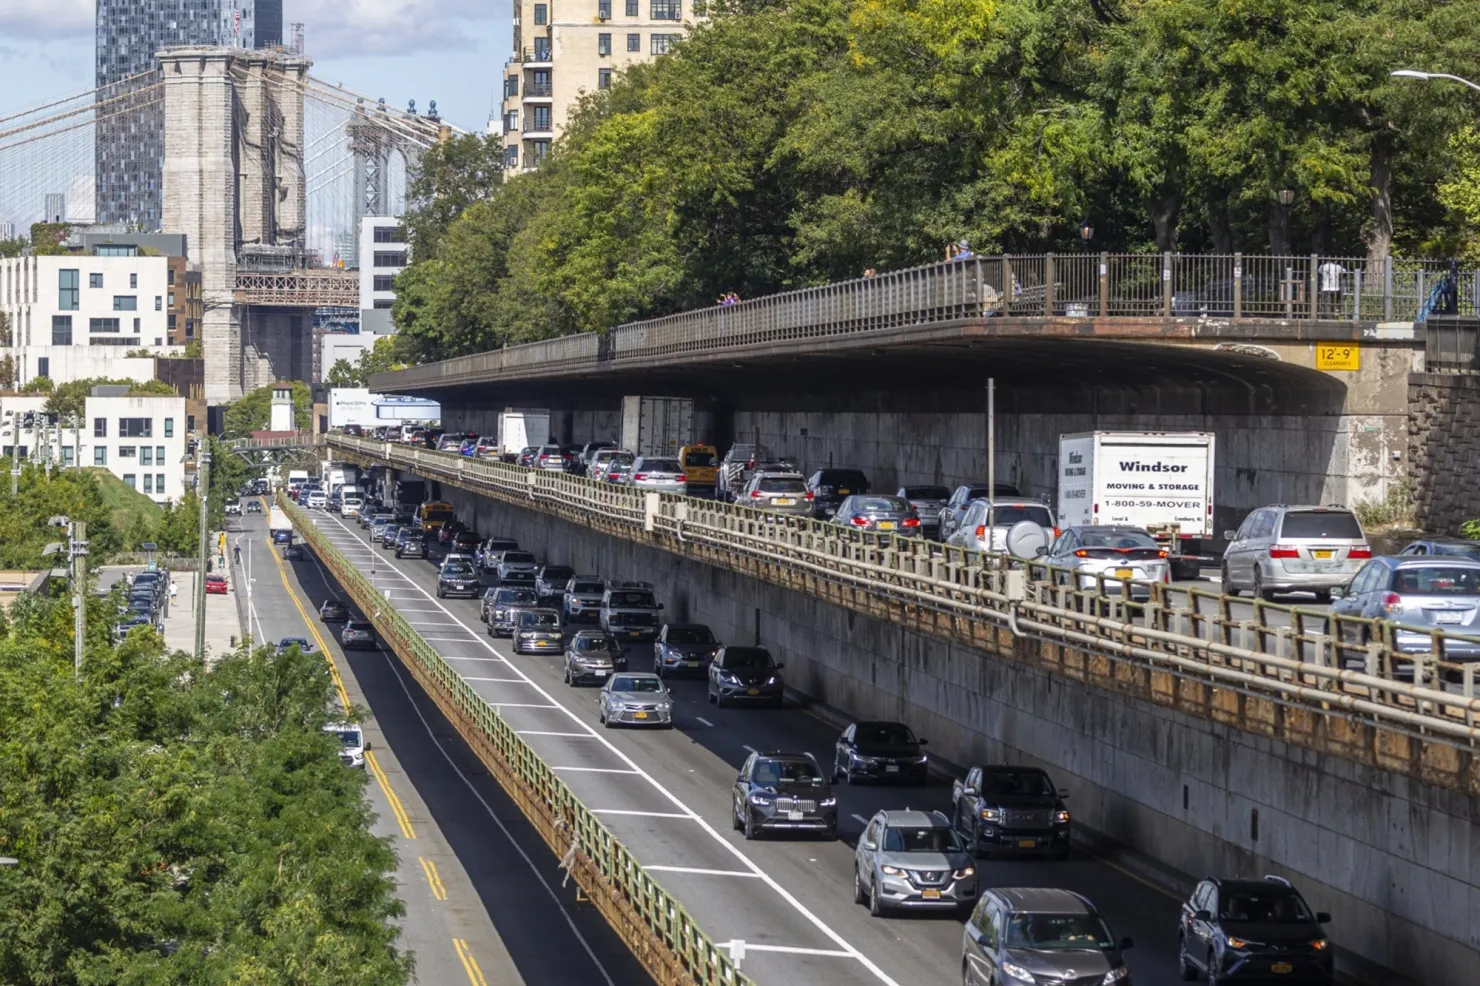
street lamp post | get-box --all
[1391,69,1480,93]
[1079,219,1094,253]
[195,448,211,662]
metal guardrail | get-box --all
[224,432,325,450]
[372,333,600,391]
[282,495,749,986]
[331,435,1480,750]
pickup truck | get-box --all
[950,763,1072,860]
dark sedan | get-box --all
[394,531,425,559]
[832,495,921,536]
[832,720,929,784]
[318,598,349,622]
[805,467,870,518]
[897,485,949,539]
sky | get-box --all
[0,0,511,133]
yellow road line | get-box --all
[366,749,417,840]
[419,856,448,900]
[453,939,489,986]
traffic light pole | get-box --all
[195,450,210,662]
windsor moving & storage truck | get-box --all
[1057,431,1216,580]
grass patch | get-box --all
[87,467,163,532]
[1353,478,1415,530]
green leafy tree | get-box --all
[156,489,200,554]
[19,376,53,395]
[404,133,507,261]
[0,237,24,259]
[327,357,361,388]
[222,380,312,437]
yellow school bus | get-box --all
[416,501,456,531]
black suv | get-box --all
[806,467,870,519]
[731,751,837,840]
[951,765,1071,860]
[437,560,481,598]
[832,720,929,784]
[1178,876,1332,984]
[964,887,1133,986]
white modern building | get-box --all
[358,216,407,315]
[6,347,164,388]
[0,392,188,504]
[2,254,174,354]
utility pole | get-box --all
[986,378,996,544]
[195,447,211,661]
[72,521,87,681]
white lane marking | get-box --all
[318,511,906,986]
[421,636,481,643]
[851,814,870,826]
[552,766,641,774]
[694,717,714,727]
[720,943,854,958]
[467,677,533,684]
[646,866,760,878]
[519,730,593,738]
[592,809,691,819]
[444,656,511,664]
[493,703,562,709]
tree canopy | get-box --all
[326,336,410,389]
[392,0,1480,363]
[222,381,312,438]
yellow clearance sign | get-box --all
[1315,343,1360,371]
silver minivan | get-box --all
[1221,505,1370,602]
[629,456,687,494]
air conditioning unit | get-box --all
[598,10,611,19]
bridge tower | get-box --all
[344,98,426,266]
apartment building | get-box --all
[359,217,407,316]
[499,0,704,171]
[1,254,173,352]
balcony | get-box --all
[523,122,555,139]
[521,46,553,66]
[523,82,553,100]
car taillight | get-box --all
[1073,549,1089,557]
[1269,545,1300,558]
[1157,550,1168,558]
[804,491,815,500]
[1349,546,1372,559]
[1052,527,1060,537]
[850,516,870,526]
[903,517,919,527]
[676,474,687,482]
[633,473,648,481]
[1382,591,1403,615]
[975,525,986,538]
[750,491,762,499]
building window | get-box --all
[167,292,174,307]
[372,252,403,268]
[141,447,153,466]
[61,447,73,467]
[187,415,195,432]
[652,0,680,19]
[164,418,174,438]
[185,319,194,338]
[599,0,612,16]
[505,75,519,97]
[505,145,519,169]
[119,418,152,438]
[167,268,175,285]
[129,272,137,289]
[531,140,551,166]
[373,299,394,309]
[90,317,121,333]
[118,446,136,458]
[154,296,162,311]
[133,318,141,332]
[94,418,107,438]
[143,474,153,493]
[503,110,517,135]
[51,315,73,345]
[122,474,136,489]
[626,0,638,14]
[628,33,641,51]
[168,313,177,331]
[58,269,79,310]
[531,106,552,131]
[651,33,679,53]
[599,68,613,89]
[534,2,547,24]
[89,272,103,289]
[598,33,611,56]
[113,295,137,311]
[156,445,164,462]
[373,226,406,244]
[373,275,396,292]
[93,447,106,466]
[156,473,165,492]
[37,357,49,379]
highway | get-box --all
[234,507,653,986]
[297,505,1193,986]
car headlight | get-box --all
[719,671,739,684]
[980,808,1001,821]
[1102,967,1130,984]
[1225,935,1249,949]
[520,632,534,639]
[1054,809,1071,823]
[1001,961,1034,983]
[748,793,772,806]
[656,702,672,712]
[911,755,928,764]
[952,866,975,879]
[879,864,904,876]
[853,754,877,764]
[765,676,779,686]
[819,797,836,807]
[1309,938,1329,951]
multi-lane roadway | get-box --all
[294,504,1195,986]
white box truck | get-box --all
[620,396,694,457]
[1057,431,1216,579]
[269,506,292,544]
[498,408,551,461]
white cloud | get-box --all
[0,0,92,39]
[296,0,501,57]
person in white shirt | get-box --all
[1318,260,1345,318]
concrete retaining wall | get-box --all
[442,483,1478,985]
[1409,372,1480,535]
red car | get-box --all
[205,575,229,595]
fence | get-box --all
[331,435,1480,752]
[281,494,749,986]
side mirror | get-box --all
[1119,937,1134,951]
[1223,530,1237,541]
[1057,788,1070,799]
[917,738,928,746]
[1329,586,1345,599]
[1194,909,1212,922]
[1316,912,1331,924]
[862,840,877,852]
[963,786,978,798]
[774,663,785,670]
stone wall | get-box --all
[437,481,1478,986]
[1409,371,1480,534]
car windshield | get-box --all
[541,566,575,581]
[518,611,560,627]
[612,677,663,692]
[1079,530,1159,549]
[1219,891,1314,924]
[667,626,716,645]
[820,471,868,487]
[443,564,473,576]
[1005,913,1116,951]
[279,639,310,649]
[573,581,605,594]
[684,450,716,467]
[497,589,538,604]
[883,826,963,853]
[987,505,1054,527]
[503,552,536,565]
[610,592,656,607]
[981,769,1056,797]
[577,636,616,652]
[724,647,774,669]
[753,759,823,785]
[346,621,370,631]
[758,478,805,493]
[856,722,917,746]
[902,486,950,500]
[1280,511,1362,539]
[852,497,910,513]
[639,459,680,472]
[1390,567,1480,595]
[332,729,362,747]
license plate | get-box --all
[787,810,803,821]
[1018,839,1037,848]
[885,765,900,773]
[747,688,760,695]
[536,640,551,647]
[630,631,643,638]
[1114,568,1134,578]
[879,521,896,530]
[594,670,607,677]
[634,711,647,719]
[1271,963,1293,974]
[686,660,699,667]
[921,889,941,900]
[1436,611,1464,624]
[775,498,795,505]
[838,488,850,495]
[1313,549,1333,559]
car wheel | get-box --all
[1206,952,1220,986]
[853,866,868,905]
[1177,934,1198,981]
[868,876,886,918]
[1312,589,1332,604]
[707,689,716,705]
[1220,561,1234,595]
[742,808,758,841]
[732,801,744,832]
[563,666,572,685]
[437,588,444,598]
[1253,567,1275,602]
[716,693,727,708]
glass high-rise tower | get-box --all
[95,2,285,229]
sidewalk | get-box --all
[160,571,245,664]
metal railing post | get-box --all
[1162,251,1172,316]
[1233,252,1243,319]
[1384,257,1394,320]
[1098,252,1109,316]
[1353,264,1362,322]
[1003,254,1014,314]
[1284,266,1295,320]
[1044,254,1056,316]
[1309,254,1319,320]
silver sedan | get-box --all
[832,495,921,536]
[629,456,687,494]
[597,672,674,728]
[1040,526,1170,599]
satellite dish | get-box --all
[1005,519,1048,560]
